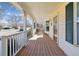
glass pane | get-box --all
[77,2,79,19]
[46,21,49,31]
[66,2,73,44]
[77,3,79,45]
[77,23,79,45]
[46,26,49,31]
[46,21,49,26]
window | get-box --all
[46,26,49,31]
[53,16,58,42]
[46,21,49,31]
[34,23,36,28]
[46,21,49,26]
[77,23,79,45]
[77,2,79,45]
[66,2,73,44]
[53,16,58,35]
[77,2,79,18]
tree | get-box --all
[7,15,22,29]
[0,8,5,20]
[0,8,6,29]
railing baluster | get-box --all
[2,31,27,56]
[13,36,14,55]
[9,37,11,56]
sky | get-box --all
[0,2,22,16]
[0,2,33,27]
[0,2,23,25]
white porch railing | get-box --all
[1,31,27,56]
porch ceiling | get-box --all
[18,2,65,20]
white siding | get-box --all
[48,3,79,56]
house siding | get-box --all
[48,2,79,56]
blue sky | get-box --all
[0,2,33,27]
[0,2,22,16]
[0,2,23,24]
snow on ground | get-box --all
[29,34,43,40]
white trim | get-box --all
[11,2,23,11]
[57,12,59,44]
[53,13,59,44]
[12,36,14,55]
[13,46,23,56]
[73,2,77,45]
[10,38,11,56]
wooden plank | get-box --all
[16,34,66,56]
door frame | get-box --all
[53,13,59,44]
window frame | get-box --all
[65,2,79,46]
[74,2,79,46]
[65,2,74,44]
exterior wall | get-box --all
[48,3,79,56]
[49,19,53,39]
[58,3,79,56]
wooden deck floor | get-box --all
[16,34,66,56]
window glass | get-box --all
[66,2,73,44]
[77,2,79,20]
[77,23,79,45]
[46,21,49,31]
[77,2,79,45]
